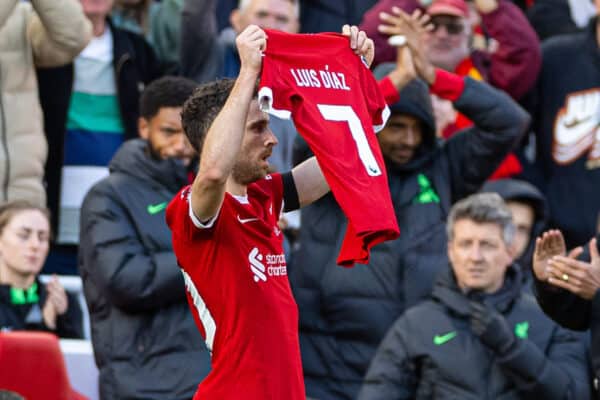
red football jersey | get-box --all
[259,29,400,266]
[166,174,304,400]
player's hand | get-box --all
[342,25,375,67]
[236,25,267,75]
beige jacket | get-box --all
[0,0,92,206]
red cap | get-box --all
[427,0,469,18]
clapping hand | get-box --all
[42,275,69,330]
[378,7,436,85]
[546,237,600,300]
[469,298,515,354]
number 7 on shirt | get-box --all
[317,104,382,177]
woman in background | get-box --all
[0,201,82,338]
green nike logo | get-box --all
[433,331,457,345]
[514,321,529,339]
[147,201,168,215]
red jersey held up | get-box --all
[166,174,304,400]
[259,29,400,266]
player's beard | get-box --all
[232,158,267,185]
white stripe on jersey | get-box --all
[181,269,216,352]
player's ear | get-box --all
[138,117,149,140]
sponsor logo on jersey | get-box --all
[248,247,287,283]
[552,89,600,169]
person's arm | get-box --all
[0,0,19,29]
[180,0,220,81]
[476,0,541,100]
[357,316,418,400]
[190,25,264,221]
[80,184,187,312]
[440,70,530,199]
[28,0,92,68]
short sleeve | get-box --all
[166,186,219,241]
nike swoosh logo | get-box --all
[147,201,168,215]
[237,215,259,224]
[433,331,457,345]
[563,115,592,129]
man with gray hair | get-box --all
[358,192,590,399]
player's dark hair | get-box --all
[139,76,198,120]
[181,78,238,153]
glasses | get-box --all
[431,18,465,35]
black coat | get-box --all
[0,278,82,338]
[37,18,162,235]
[359,267,591,400]
[79,140,210,400]
[289,77,530,400]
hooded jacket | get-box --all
[481,178,549,286]
[359,267,590,400]
[79,139,210,400]
[289,75,530,400]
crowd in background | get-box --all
[0,0,599,399]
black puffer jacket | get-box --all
[359,267,591,400]
[289,77,530,399]
[79,140,210,400]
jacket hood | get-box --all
[109,139,190,192]
[480,179,549,269]
[431,264,522,317]
[372,63,438,173]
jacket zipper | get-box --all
[0,66,9,202]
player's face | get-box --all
[0,210,50,278]
[232,100,278,184]
[139,107,196,166]
[378,114,423,165]
[448,219,512,294]
[424,14,470,72]
[232,0,299,33]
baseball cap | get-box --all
[427,0,469,18]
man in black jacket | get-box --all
[359,193,590,400]
[79,76,210,400]
[289,27,530,400]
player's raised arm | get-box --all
[190,25,266,221]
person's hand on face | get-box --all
[546,238,600,300]
[341,25,375,67]
[236,25,268,75]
